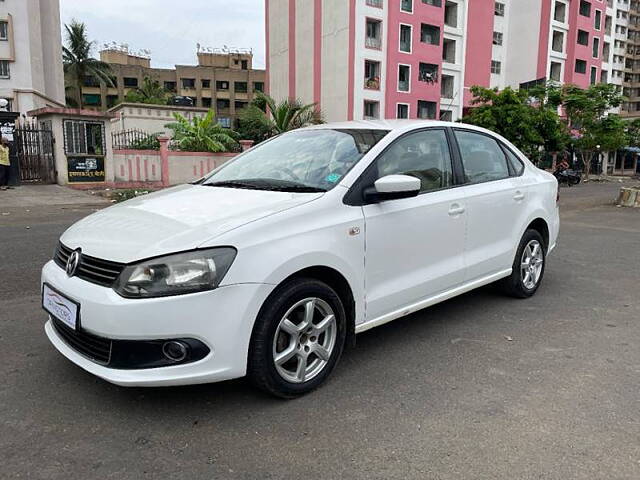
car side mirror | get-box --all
[363,174,421,203]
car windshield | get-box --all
[202,129,389,192]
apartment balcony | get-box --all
[366,36,382,49]
[366,0,383,7]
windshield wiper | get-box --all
[205,178,326,193]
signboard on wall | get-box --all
[67,157,105,183]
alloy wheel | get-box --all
[520,240,544,290]
[272,297,337,384]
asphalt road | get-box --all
[1,182,639,479]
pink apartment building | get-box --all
[266,0,627,122]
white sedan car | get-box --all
[42,120,559,397]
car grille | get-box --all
[54,242,126,287]
[51,317,112,364]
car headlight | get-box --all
[114,248,237,298]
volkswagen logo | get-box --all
[66,249,82,277]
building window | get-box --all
[241,60,248,70]
[417,100,437,119]
[400,24,412,52]
[593,37,600,58]
[364,100,380,119]
[493,31,503,45]
[216,80,229,90]
[123,77,138,88]
[552,30,564,53]
[575,59,587,74]
[63,121,106,156]
[0,21,8,41]
[422,0,442,7]
[577,30,589,46]
[443,37,456,63]
[550,61,562,81]
[419,63,438,83]
[235,81,248,93]
[590,66,597,84]
[201,79,211,88]
[401,0,413,12]
[365,60,381,89]
[397,103,409,119]
[106,95,119,108]
[216,98,230,110]
[441,74,454,98]
[421,24,441,45]
[445,1,458,28]
[495,2,505,16]
[440,110,453,121]
[594,10,602,30]
[554,2,567,23]
[491,60,501,74]
[82,94,101,106]
[164,81,176,92]
[254,82,264,92]
[600,70,608,83]
[218,117,231,128]
[0,60,10,79]
[579,0,591,17]
[235,101,248,110]
[182,78,196,89]
[366,18,382,49]
[398,64,410,91]
[202,97,212,108]
[366,0,383,7]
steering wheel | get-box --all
[273,167,303,183]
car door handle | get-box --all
[513,191,525,201]
[448,205,465,216]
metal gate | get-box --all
[14,121,56,183]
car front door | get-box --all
[452,129,527,282]
[359,128,467,323]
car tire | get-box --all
[500,229,546,299]
[247,278,347,398]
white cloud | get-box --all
[60,0,266,69]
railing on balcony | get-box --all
[366,0,383,7]
[366,36,382,49]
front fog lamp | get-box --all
[114,247,236,298]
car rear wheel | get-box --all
[247,278,346,398]
[500,229,546,298]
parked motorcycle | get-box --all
[553,166,582,186]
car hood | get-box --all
[60,184,323,263]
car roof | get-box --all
[303,119,491,134]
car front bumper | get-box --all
[42,260,274,387]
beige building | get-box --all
[0,0,65,115]
[82,48,265,128]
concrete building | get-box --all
[81,47,266,128]
[266,0,638,122]
[0,0,65,115]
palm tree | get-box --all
[261,93,322,134]
[125,76,169,105]
[63,20,113,108]
[166,110,239,153]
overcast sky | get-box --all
[60,0,266,69]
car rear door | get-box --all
[451,128,527,282]
[358,128,467,322]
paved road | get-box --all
[1,183,639,479]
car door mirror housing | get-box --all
[364,174,421,203]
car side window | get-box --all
[504,146,525,176]
[375,129,453,193]
[455,130,510,184]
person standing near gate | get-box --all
[0,136,10,190]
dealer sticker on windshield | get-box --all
[42,284,79,330]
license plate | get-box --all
[42,284,79,330]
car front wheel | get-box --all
[247,278,346,398]
[500,229,546,298]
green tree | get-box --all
[237,93,324,143]
[166,110,239,153]
[125,76,170,105]
[562,83,625,178]
[461,86,546,158]
[63,20,113,108]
